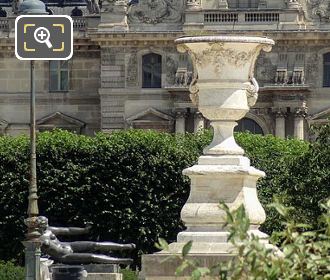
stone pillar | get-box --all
[275,110,286,139]
[194,111,204,133]
[175,111,186,134]
[294,107,307,140]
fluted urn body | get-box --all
[176,36,274,155]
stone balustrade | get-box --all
[0,16,99,33]
[204,11,280,23]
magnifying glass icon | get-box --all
[34,27,53,49]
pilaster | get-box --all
[175,110,187,134]
[274,109,286,139]
[294,106,307,140]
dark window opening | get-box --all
[142,53,162,88]
[323,53,330,87]
[234,118,264,135]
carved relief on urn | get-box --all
[176,36,274,155]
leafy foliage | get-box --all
[0,129,315,265]
[279,124,330,228]
[0,261,24,280]
[159,199,330,280]
[121,268,139,280]
[0,130,206,264]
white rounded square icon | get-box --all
[15,15,73,60]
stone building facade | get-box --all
[0,0,330,139]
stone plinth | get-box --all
[85,264,122,280]
[142,36,274,279]
[86,273,122,280]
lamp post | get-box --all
[18,1,46,279]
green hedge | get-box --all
[0,129,310,264]
[0,261,24,280]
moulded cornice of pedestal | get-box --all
[183,165,265,178]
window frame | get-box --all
[142,53,162,89]
[323,52,330,87]
[235,117,264,135]
[49,60,70,92]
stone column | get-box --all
[294,107,307,140]
[275,110,286,139]
[175,111,186,134]
[194,111,204,132]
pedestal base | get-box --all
[85,264,122,280]
[142,247,234,280]
[86,273,122,280]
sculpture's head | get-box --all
[37,216,49,231]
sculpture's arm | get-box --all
[49,223,92,236]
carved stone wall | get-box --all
[101,47,125,88]
[126,50,138,88]
[303,0,330,21]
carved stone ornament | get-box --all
[126,52,138,87]
[166,55,178,86]
[303,0,330,21]
[127,0,185,24]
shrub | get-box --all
[0,130,206,263]
[0,261,24,280]
[0,129,312,265]
[121,268,139,280]
[235,133,309,234]
[160,199,330,280]
[280,124,330,228]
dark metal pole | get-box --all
[23,60,41,280]
[28,60,39,223]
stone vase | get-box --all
[142,36,274,279]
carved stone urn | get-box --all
[174,36,274,246]
[142,36,274,279]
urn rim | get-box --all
[175,35,275,46]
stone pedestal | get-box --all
[23,241,41,280]
[85,264,122,280]
[142,36,274,279]
[86,273,122,280]
[99,1,128,31]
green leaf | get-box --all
[182,240,193,257]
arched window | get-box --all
[323,53,330,87]
[234,118,264,135]
[142,53,162,88]
[228,0,259,8]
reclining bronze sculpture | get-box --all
[37,216,135,265]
